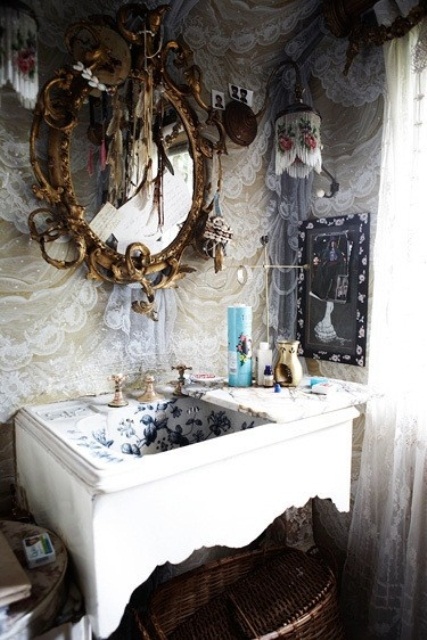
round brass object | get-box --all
[223,100,258,147]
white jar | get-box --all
[255,342,272,386]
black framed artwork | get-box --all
[296,213,370,366]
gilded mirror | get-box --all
[29,3,226,318]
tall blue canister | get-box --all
[227,305,253,387]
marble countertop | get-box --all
[181,378,371,424]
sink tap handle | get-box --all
[171,364,192,395]
[108,373,129,407]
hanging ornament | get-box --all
[202,191,233,273]
[274,61,322,179]
[275,105,322,178]
[0,1,39,109]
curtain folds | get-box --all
[342,21,427,640]
[265,64,314,344]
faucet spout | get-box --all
[137,375,164,403]
[171,364,193,396]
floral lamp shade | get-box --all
[275,104,322,179]
[0,1,38,110]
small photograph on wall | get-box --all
[228,83,254,107]
[212,90,225,110]
[296,213,370,366]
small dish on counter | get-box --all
[189,373,226,386]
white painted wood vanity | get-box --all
[14,380,368,639]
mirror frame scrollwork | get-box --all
[29,3,226,318]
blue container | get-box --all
[228,305,252,387]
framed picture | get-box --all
[296,213,370,366]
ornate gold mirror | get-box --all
[29,3,226,318]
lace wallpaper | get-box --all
[0,0,384,427]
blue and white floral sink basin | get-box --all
[16,381,366,640]
[28,394,265,468]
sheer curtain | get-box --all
[343,21,427,640]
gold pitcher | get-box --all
[274,340,303,387]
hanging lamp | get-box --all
[0,0,39,109]
[274,62,322,179]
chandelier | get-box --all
[0,1,38,109]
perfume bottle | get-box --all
[263,365,274,388]
[255,341,272,386]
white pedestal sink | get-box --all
[15,380,368,639]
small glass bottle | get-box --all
[255,341,273,386]
[263,365,274,388]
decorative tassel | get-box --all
[87,145,94,177]
[100,93,108,173]
[100,136,107,172]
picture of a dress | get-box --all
[311,235,348,302]
[296,213,370,367]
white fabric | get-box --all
[35,617,91,640]
[343,22,427,640]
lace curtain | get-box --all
[343,22,427,639]
[264,62,314,346]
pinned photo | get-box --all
[212,90,225,110]
[228,83,254,108]
[229,83,240,101]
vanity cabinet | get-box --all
[14,382,368,639]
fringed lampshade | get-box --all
[0,1,38,109]
[274,64,321,179]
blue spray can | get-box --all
[227,305,253,387]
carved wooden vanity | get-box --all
[14,380,368,639]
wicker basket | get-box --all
[135,547,345,640]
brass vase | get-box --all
[274,340,303,387]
